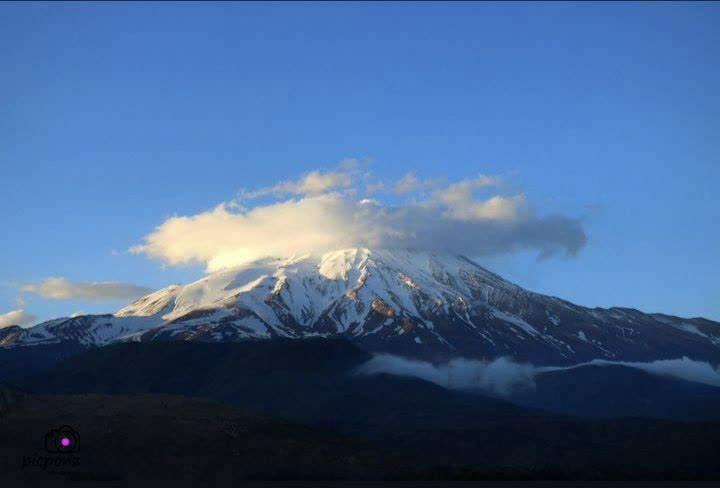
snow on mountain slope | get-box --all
[4,248,720,365]
[2,314,161,348]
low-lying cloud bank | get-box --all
[355,354,537,395]
[540,357,720,388]
[131,162,588,271]
[355,354,720,396]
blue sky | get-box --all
[1,2,719,324]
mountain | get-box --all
[3,248,719,365]
[9,339,720,480]
[510,364,720,421]
[16,338,720,422]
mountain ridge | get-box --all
[3,248,719,365]
[9,338,720,478]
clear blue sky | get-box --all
[1,2,719,323]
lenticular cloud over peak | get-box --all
[131,164,587,271]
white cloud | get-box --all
[542,357,720,388]
[394,173,421,194]
[131,166,587,271]
[364,182,385,195]
[20,277,152,302]
[70,310,86,318]
[393,173,450,195]
[431,176,509,219]
[355,354,536,395]
[337,157,361,171]
[356,354,720,396]
[0,309,37,329]
[241,170,354,199]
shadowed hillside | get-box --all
[7,339,720,480]
[0,387,406,483]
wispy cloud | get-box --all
[131,161,587,271]
[356,354,536,395]
[355,354,720,396]
[240,170,354,199]
[393,172,449,195]
[0,309,37,329]
[239,159,364,200]
[20,277,152,302]
[364,181,385,195]
[393,173,421,194]
[541,357,720,388]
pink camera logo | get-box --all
[44,425,80,454]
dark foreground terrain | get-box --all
[0,388,405,483]
[3,339,720,483]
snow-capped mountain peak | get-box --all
[4,248,719,365]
